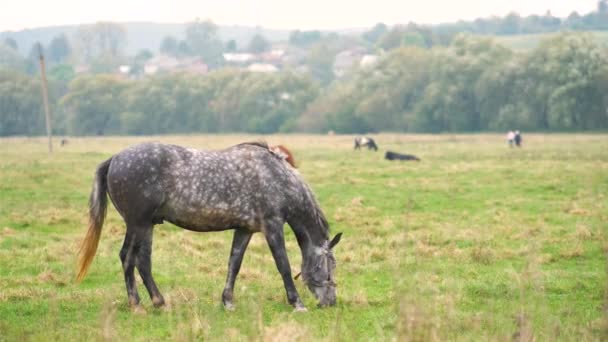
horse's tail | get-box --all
[77,158,112,282]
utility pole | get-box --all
[38,43,53,153]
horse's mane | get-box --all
[237,141,325,236]
[313,202,330,238]
[296,173,330,239]
[236,141,270,149]
[236,141,296,169]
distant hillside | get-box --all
[0,22,293,55]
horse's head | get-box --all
[301,233,342,307]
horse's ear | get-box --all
[329,233,342,249]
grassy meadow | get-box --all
[0,134,607,341]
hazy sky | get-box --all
[0,0,599,32]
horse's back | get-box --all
[106,142,300,230]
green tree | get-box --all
[185,19,224,67]
[135,49,153,61]
[94,22,127,58]
[160,36,179,56]
[3,38,18,51]
[377,27,405,50]
[527,32,608,130]
[225,39,237,52]
[73,22,126,63]
[48,34,71,64]
[499,12,522,34]
[358,47,432,131]
[0,70,43,135]
[362,23,388,44]
[305,42,339,85]
[289,30,322,47]
[402,32,426,48]
[49,64,76,83]
[598,0,608,14]
[0,44,26,71]
[60,75,129,135]
[248,34,271,53]
[414,34,512,132]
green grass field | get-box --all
[0,134,607,341]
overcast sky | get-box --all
[0,0,599,32]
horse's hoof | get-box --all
[128,296,140,307]
[131,305,146,315]
[223,301,235,311]
[293,306,308,313]
[152,296,165,308]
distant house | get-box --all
[74,64,90,74]
[223,53,255,63]
[143,55,207,75]
[261,49,286,63]
[281,46,307,68]
[360,54,379,68]
[247,63,278,73]
[144,55,180,75]
[181,58,209,74]
[333,48,367,78]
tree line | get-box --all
[1,31,607,136]
[298,32,608,133]
[432,0,608,36]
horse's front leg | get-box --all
[222,228,252,310]
[264,223,306,311]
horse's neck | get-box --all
[288,215,328,257]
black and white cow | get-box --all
[354,137,378,151]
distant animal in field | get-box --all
[60,139,68,146]
[77,142,342,311]
[354,137,378,151]
[385,151,420,161]
[270,145,296,168]
[514,131,522,147]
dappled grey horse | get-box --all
[77,142,341,311]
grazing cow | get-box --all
[514,131,522,147]
[354,137,378,151]
[385,151,420,161]
[77,142,341,311]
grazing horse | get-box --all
[77,142,342,311]
[385,151,420,161]
[354,137,378,151]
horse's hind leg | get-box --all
[222,229,253,310]
[134,225,165,307]
[119,228,140,307]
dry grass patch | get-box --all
[263,321,313,342]
[396,301,440,342]
[559,244,585,259]
[469,245,495,265]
